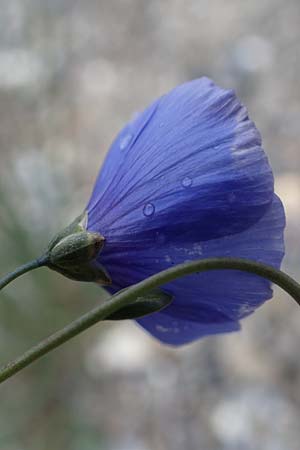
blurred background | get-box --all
[0,0,300,449]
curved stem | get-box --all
[0,257,299,384]
[0,255,49,292]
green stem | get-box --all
[0,255,49,291]
[0,257,299,384]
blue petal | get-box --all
[86,77,285,346]
[103,195,285,346]
[87,77,274,243]
[136,312,240,346]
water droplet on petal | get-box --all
[143,203,155,217]
[120,133,133,150]
[182,176,193,188]
[159,121,164,128]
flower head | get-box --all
[86,77,285,346]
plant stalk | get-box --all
[0,257,299,384]
[0,255,49,291]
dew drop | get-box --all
[143,202,155,217]
[120,133,133,150]
[182,176,193,188]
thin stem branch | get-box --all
[0,255,49,291]
[0,257,299,384]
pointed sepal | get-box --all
[105,289,173,320]
[46,212,111,284]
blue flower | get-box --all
[86,77,285,346]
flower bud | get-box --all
[46,212,111,284]
[49,232,104,267]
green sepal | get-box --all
[46,212,111,285]
[106,288,173,320]
[51,261,111,284]
[47,212,87,251]
[48,232,104,267]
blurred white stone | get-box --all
[211,386,299,449]
[275,173,300,222]
[77,58,119,98]
[0,49,46,89]
[233,35,274,72]
[85,322,155,376]
[8,149,72,234]
[0,1,24,36]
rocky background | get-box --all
[0,1,300,449]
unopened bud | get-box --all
[46,212,111,285]
[49,232,104,267]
